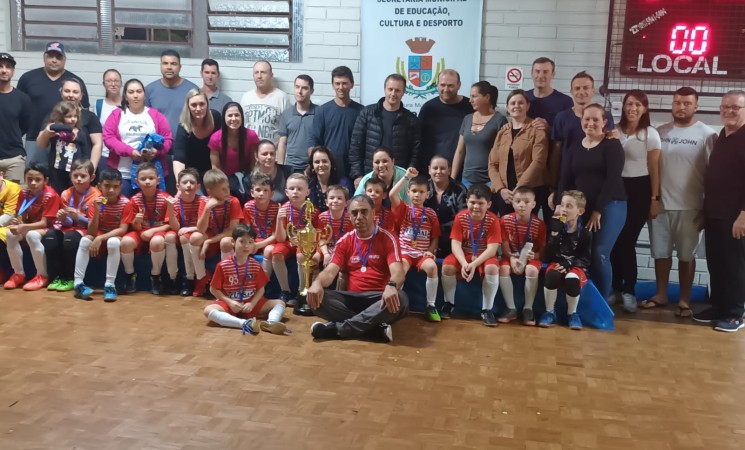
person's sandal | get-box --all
[675,305,693,318]
[640,298,667,309]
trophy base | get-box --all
[293,297,315,317]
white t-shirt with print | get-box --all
[116,107,156,179]
[240,88,291,145]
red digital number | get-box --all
[669,24,710,55]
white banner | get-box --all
[361,1,484,114]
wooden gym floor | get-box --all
[1,291,744,450]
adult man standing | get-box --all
[349,74,421,186]
[0,53,31,183]
[200,58,233,114]
[526,57,573,127]
[145,49,198,137]
[277,75,316,173]
[418,69,472,163]
[17,42,89,166]
[240,60,291,145]
[307,194,409,342]
[693,90,745,332]
[308,66,363,180]
[645,87,716,316]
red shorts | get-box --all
[500,257,542,272]
[545,263,588,288]
[213,297,269,319]
[402,254,435,271]
[123,230,174,252]
[442,253,499,279]
[271,241,300,259]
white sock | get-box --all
[267,303,285,323]
[6,233,24,275]
[261,256,273,278]
[193,250,206,279]
[74,236,92,285]
[26,230,46,277]
[273,258,290,292]
[151,249,165,276]
[182,243,195,279]
[525,276,538,309]
[567,295,579,315]
[500,276,515,309]
[208,309,245,329]
[441,273,456,304]
[122,251,135,274]
[425,277,438,307]
[106,239,121,286]
[297,262,305,292]
[544,288,558,312]
[165,242,178,279]
[482,275,499,310]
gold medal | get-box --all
[17,214,23,224]
[101,197,108,205]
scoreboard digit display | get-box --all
[620,0,745,79]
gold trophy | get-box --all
[287,199,331,316]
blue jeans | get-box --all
[462,178,490,189]
[590,200,627,299]
[121,179,134,197]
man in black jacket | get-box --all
[350,74,421,187]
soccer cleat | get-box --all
[4,273,26,290]
[425,305,441,322]
[124,273,137,294]
[242,318,259,335]
[180,278,195,297]
[260,321,288,335]
[481,309,498,327]
[522,308,536,326]
[74,283,94,300]
[497,308,518,324]
[103,285,118,302]
[714,317,745,333]
[439,302,454,319]
[57,279,75,292]
[310,321,339,340]
[192,271,211,297]
[538,311,556,328]
[23,275,49,291]
[47,277,64,291]
[568,313,583,330]
[150,275,163,295]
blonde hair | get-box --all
[561,190,587,209]
[179,88,214,134]
[203,168,229,190]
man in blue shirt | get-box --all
[526,57,573,127]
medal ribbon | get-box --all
[354,226,378,271]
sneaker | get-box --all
[192,271,211,297]
[165,275,180,295]
[103,285,118,302]
[568,313,583,330]
[242,318,259,335]
[622,293,638,313]
[714,317,745,333]
[439,302,454,319]
[56,279,75,292]
[425,305,441,322]
[260,321,288,335]
[538,311,556,328]
[280,290,297,307]
[47,277,64,291]
[692,307,722,324]
[497,308,518,324]
[310,321,339,340]
[124,273,137,294]
[4,273,25,290]
[481,309,498,327]
[369,323,393,343]
[74,283,94,300]
[607,290,622,306]
[522,308,536,326]
[23,275,48,291]
[150,275,163,295]
[180,278,195,297]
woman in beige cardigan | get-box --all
[488,89,550,216]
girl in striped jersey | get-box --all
[169,168,205,297]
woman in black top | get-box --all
[557,103,627,301]
[306,146,353,212]
[424,155,467,257]
[173,88,222,186]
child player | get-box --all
[389,168,442,322]
[364,177,397,234]
[4,163,61,290]
[273,173,319,305]
[73,169,130,301]
[0,171,22,283]
[316,184,353,290]
[440,184,502,326]
[205,223,288,335]
[44,159,101,292]
[120,162,178,295]
[242,172,279,278]
[169,168,205,296]
[539,190,593,330]
[498,186,547,325]
[190,169,243,296]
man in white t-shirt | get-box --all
[240,60,291,145]
[644,87,717,315]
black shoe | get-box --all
[714,317,745,333]
[124,273,137,294]
[368,324,393,343]
[151,275,163,295]
[280,290,297,306]
[166,275,180,295]
[439,302,454,319]
[180,278,195,297]
[310,321,339,340]
[481,309,498,327]
[692,307,723,324]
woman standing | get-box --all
[488,89,549,216]
[557,103,627,301]
[452,81,507,188]
[103,79,173,196]
[306,146,352,212]
[611,90,661,312]
[95,69,122,175]
[252,140,292,204]
[353,147,410,206]
[173,88,222,183]
[208,102,259,177]
[424,155,467,257]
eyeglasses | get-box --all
[720,105,745,112]
[104,79,121,85]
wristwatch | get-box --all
[387,280,398,289]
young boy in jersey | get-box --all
[498,186,547,325]
[4,163,61,290]
[43,160,101,292]
[0,171,23,283]
[390,168,442,322]
[205,223,287,335]
[242,172,279,278]
[364,177,397,234]
[190,169,244,296]
[273,173,319,305]
[316,184,353,291]
[120,162,178,295]
[73,169,130,301]
[168,168,205,296]
[440,184,502,326]
[539,190,593,330]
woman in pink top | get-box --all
[208,102,259,176]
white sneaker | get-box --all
[622,292,638,313]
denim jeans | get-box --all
[590,200,627,298]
